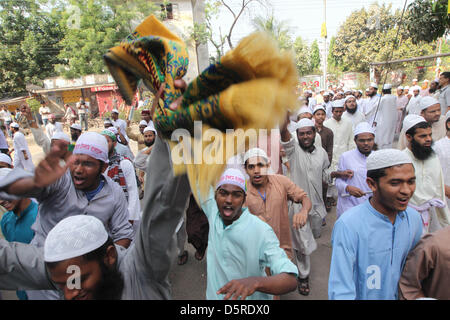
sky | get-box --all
[210,0,408,50]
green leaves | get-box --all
[331,3,437,73]
[404,0,449,44]
[0,0,64,98]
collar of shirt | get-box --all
[6,201,37,222]
[365,199,406,224]
[219,207,250,230]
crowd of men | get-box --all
[0,71,449,300]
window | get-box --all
[159,2,179,20]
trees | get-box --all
[54,0,158,78]
[0,0,64,98]
[404,0,449,44]
[309,40,321,74]
[331,3,436,73]
[188,0,267,62]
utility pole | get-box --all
[322,0,327,90]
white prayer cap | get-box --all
[107,127,118,135]
[354,122,375,137]
[0,167,12,178]
[412,85,421,91]
[70,123,82,131]
[10,122,19,129]
[51,131,71,143]
[243,147,269,163]
[73,132,109,163]
[370,82,378,88]
[0,154,12,166]
[423,79,429,83]
[358,90,363,94]
[139,120,148,126]
[412,78,418,82]
[323,92,330,96]
[403,114,427,133]
[365,88,370,92]
[332,99,345,108]
[216,168,247,193]
[344,89,352,94]
[404,86,410,90]
[397,86,404,90]
[295,118,315,130]
[446,110,450,121]
[297,106,312,116]
[418,96,440,111]
[313,105,326,114]
[103,119,112,125]
[305,90,312,94]
[143,123,156,133]
[44,215,109,263]
[344,95,356,102]
[111,109,119,114]
[383,84,392,90]
[366,149,413,171]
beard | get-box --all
[93,260,124,300]
[410,138,434,160]
[346,106,357,114]
[144,139,155,147]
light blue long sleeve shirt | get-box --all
[200,190,298,300]
[328,200,423,300]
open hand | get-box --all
[33,140,74,188]
[217,277,259,300]
[346,185,365,198]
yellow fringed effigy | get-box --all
[104,15,299,203]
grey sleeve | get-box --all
[30,127,51,154]
[132,137,190,286]
[0,168,69,202]
[0,240,55,290]
[108,184,135,242]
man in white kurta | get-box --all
[374,84,398,149]
[397,97,446,150]
[406,86,422,115]
[324,100,356,201]
[280,118,352,291]
[433,111,450,208]
[401,115,450,234]
[336,122,375,218]
[324,100,356,172]
[396,86,409,133]
[10,123,34,172]
[342,95,365,130]
[363,83,381,125]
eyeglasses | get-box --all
[216,188,245,199]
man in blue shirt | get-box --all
[0,167,38,300]
[198,168,298,300]
[328,149,423,300]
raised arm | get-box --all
[1,140,72,197]
[132,82,191,287]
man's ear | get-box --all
[104,245,117,267]
[366,177,377,193]
[405,133,413,144]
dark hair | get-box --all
[441,72,450,80]
[367,168,386,183]
[382,89,391,94]
[405,121,431,137]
